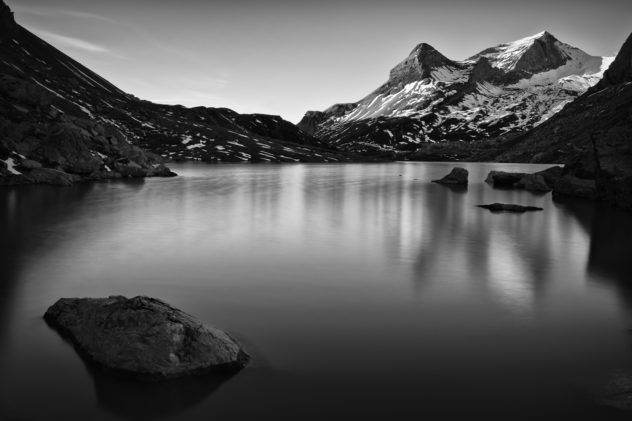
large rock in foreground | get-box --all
[44,296,249,380]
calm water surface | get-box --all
[1,162,632,420]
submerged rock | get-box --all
[44,296,249,380]
[477,203,543,213]
[432,167,469,185]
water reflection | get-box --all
[0,184,96,350]
[0,163,630,420]
[87,363,229,421]
[556,197,632,312]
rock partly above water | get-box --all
[477,203,543,213]
[484,167,565,193]
[514,173,552,192]
[432,167,469,185]
[485,171,529,188]
[44,296,249,380]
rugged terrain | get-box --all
[0,0,352,185]
[300,31,613,156]
[496,32,632,210]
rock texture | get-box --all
[484,169,557,192]
[0,0,354,186]
[477,203,543,213]
[485,171,528,188]
[44,296,249,380]
[432,167,469,185]
[514,174,551,192]
[299,31,612,157]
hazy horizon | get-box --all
[10,0,632,123]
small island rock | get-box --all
[485,171,528,187]
[515,174,552,192]
[477,203,543,213]
[432,167,469,185]
[44,296,249,380]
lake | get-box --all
[1,162,632,420]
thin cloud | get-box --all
[31,29,111,53]
[57,10,121,25]
[13,6,121,25]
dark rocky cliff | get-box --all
[496,32,632,210]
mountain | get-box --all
[494,32,632,210]
[299,31,613,156]
[0,1,352,186]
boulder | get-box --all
[19,158,42,170]
[148,164,178,178]
[515,174,551,192]
[113,161,148,178]
[35,123,102,175]
[535,166,564,186]
[485,171,528,187]
[477,203,543,213]
[44,296,249,380]
[432,167,469,185]
[27,167,74,186]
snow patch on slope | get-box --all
[511,42,611,90]
[340,80,439,121]
[473,31,546,70]
[2,158,21,175]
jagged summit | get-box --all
[408,42,446,59]
[468,31,570,76]
[388,42,456,85]
[387,31,578,88]
[299,30,613,154]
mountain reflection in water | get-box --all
[0,162,631,421]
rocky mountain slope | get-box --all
[0,1,352,185]
[299,31,613,156]
[495,32,632,210]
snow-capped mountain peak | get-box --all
[468,31,554,71]
[298,31,615,155]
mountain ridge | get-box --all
[0,0,357,185]
[299,31,613,156]
[497,32,632,209]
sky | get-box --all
[9,0,632,123]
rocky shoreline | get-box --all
[0,74,177,186]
